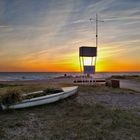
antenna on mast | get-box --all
[90,13,104,52]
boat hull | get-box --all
[1,86,78,110]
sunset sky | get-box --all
[0,0,140,72]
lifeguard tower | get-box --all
[75,14,105,84]
[79,46,97,75]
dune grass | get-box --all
[0,82,139,140]
[110,75,140,82]
[0,84,23,88]
[0,100,139,140]
[0,85,140,140]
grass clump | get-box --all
[43,87,63,94]
[25,88,63,99]
[0,89,22,106]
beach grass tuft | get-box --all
[0,88,22,106]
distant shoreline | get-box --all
[0,72,139,82]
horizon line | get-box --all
[0,71,140,73]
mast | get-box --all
[90,14,104,48]
[96,13,98,49]
[90,14,104,71]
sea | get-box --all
[0,72,140,82]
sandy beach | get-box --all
[0,76,140,139]
[0,76,140,109]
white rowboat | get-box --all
[0,86,78,110]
